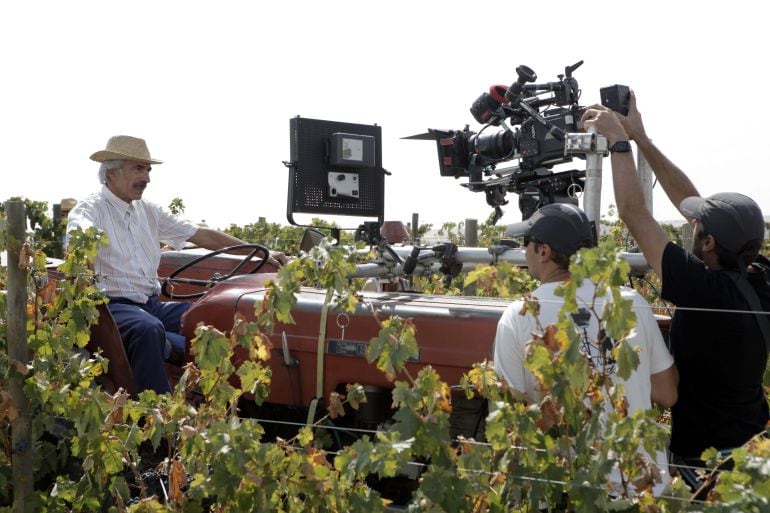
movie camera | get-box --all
[418,61,597,222]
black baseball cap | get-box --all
[679,192,765,254]
[505,203,596,255]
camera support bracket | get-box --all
[564,131,608,241]
[563,132,608,155]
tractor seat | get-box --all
[87,303,136,397]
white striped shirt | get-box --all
[66,185,198,303]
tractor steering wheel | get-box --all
[161,244,270,300]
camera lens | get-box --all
[472,130,515,161]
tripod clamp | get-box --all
[355,222,403,265]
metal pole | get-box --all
[462,219,479,296]
[637,151,654,215]
[411,213,419,245]
[464,218,478,247]
[5,201,33,511]
[351,246,651,278]
[583,152,603,242]
[681,222,694,251]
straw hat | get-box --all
[59,198,78,211]
[90,135,163,164]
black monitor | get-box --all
[286,116,385,226]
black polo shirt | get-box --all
[661,242,770,458]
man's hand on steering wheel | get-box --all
[268,251,289,267]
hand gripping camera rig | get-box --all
[413,61,608,228]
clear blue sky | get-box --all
[3,1,768,231]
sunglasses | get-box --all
[522,236,540,247]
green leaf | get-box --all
[100,437,126,475]
[614,339,640,381]
[236,360,272,402]
[420,466,468,513]
[367,316,418,380]
[191,326,230,370]
[603,292,636,343]
[391,407,421,441]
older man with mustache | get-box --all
[66,135,285,394]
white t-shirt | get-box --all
[493,280,675,495]
[66,185,198,302]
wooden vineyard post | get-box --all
[4,201,33,511]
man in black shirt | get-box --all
[581,92,769,492]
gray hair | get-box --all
[98,159,125,184]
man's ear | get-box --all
[702,234,717,252]
[538,243,552,262]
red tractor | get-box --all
[87,237,511,442]
[84,228,662,449]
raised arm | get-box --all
[581,106,671,279]
[617,91,700,212]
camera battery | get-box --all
[600,84,630,116]
[330,132,376,168]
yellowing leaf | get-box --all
[614,395,629,418]
[12,360,29,377]
[0,391,19,422]
[543,324,560,353]
[297,426,314,446]
[231,313,248,336]
[169,459,186,504]
[327,392,346,419]
[308,447,328,467]
[536,397,560,433]
[256,334,273,361]
[18,242,33,270]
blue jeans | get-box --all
[107,295,192,394]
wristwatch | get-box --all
[609,140,632,153]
